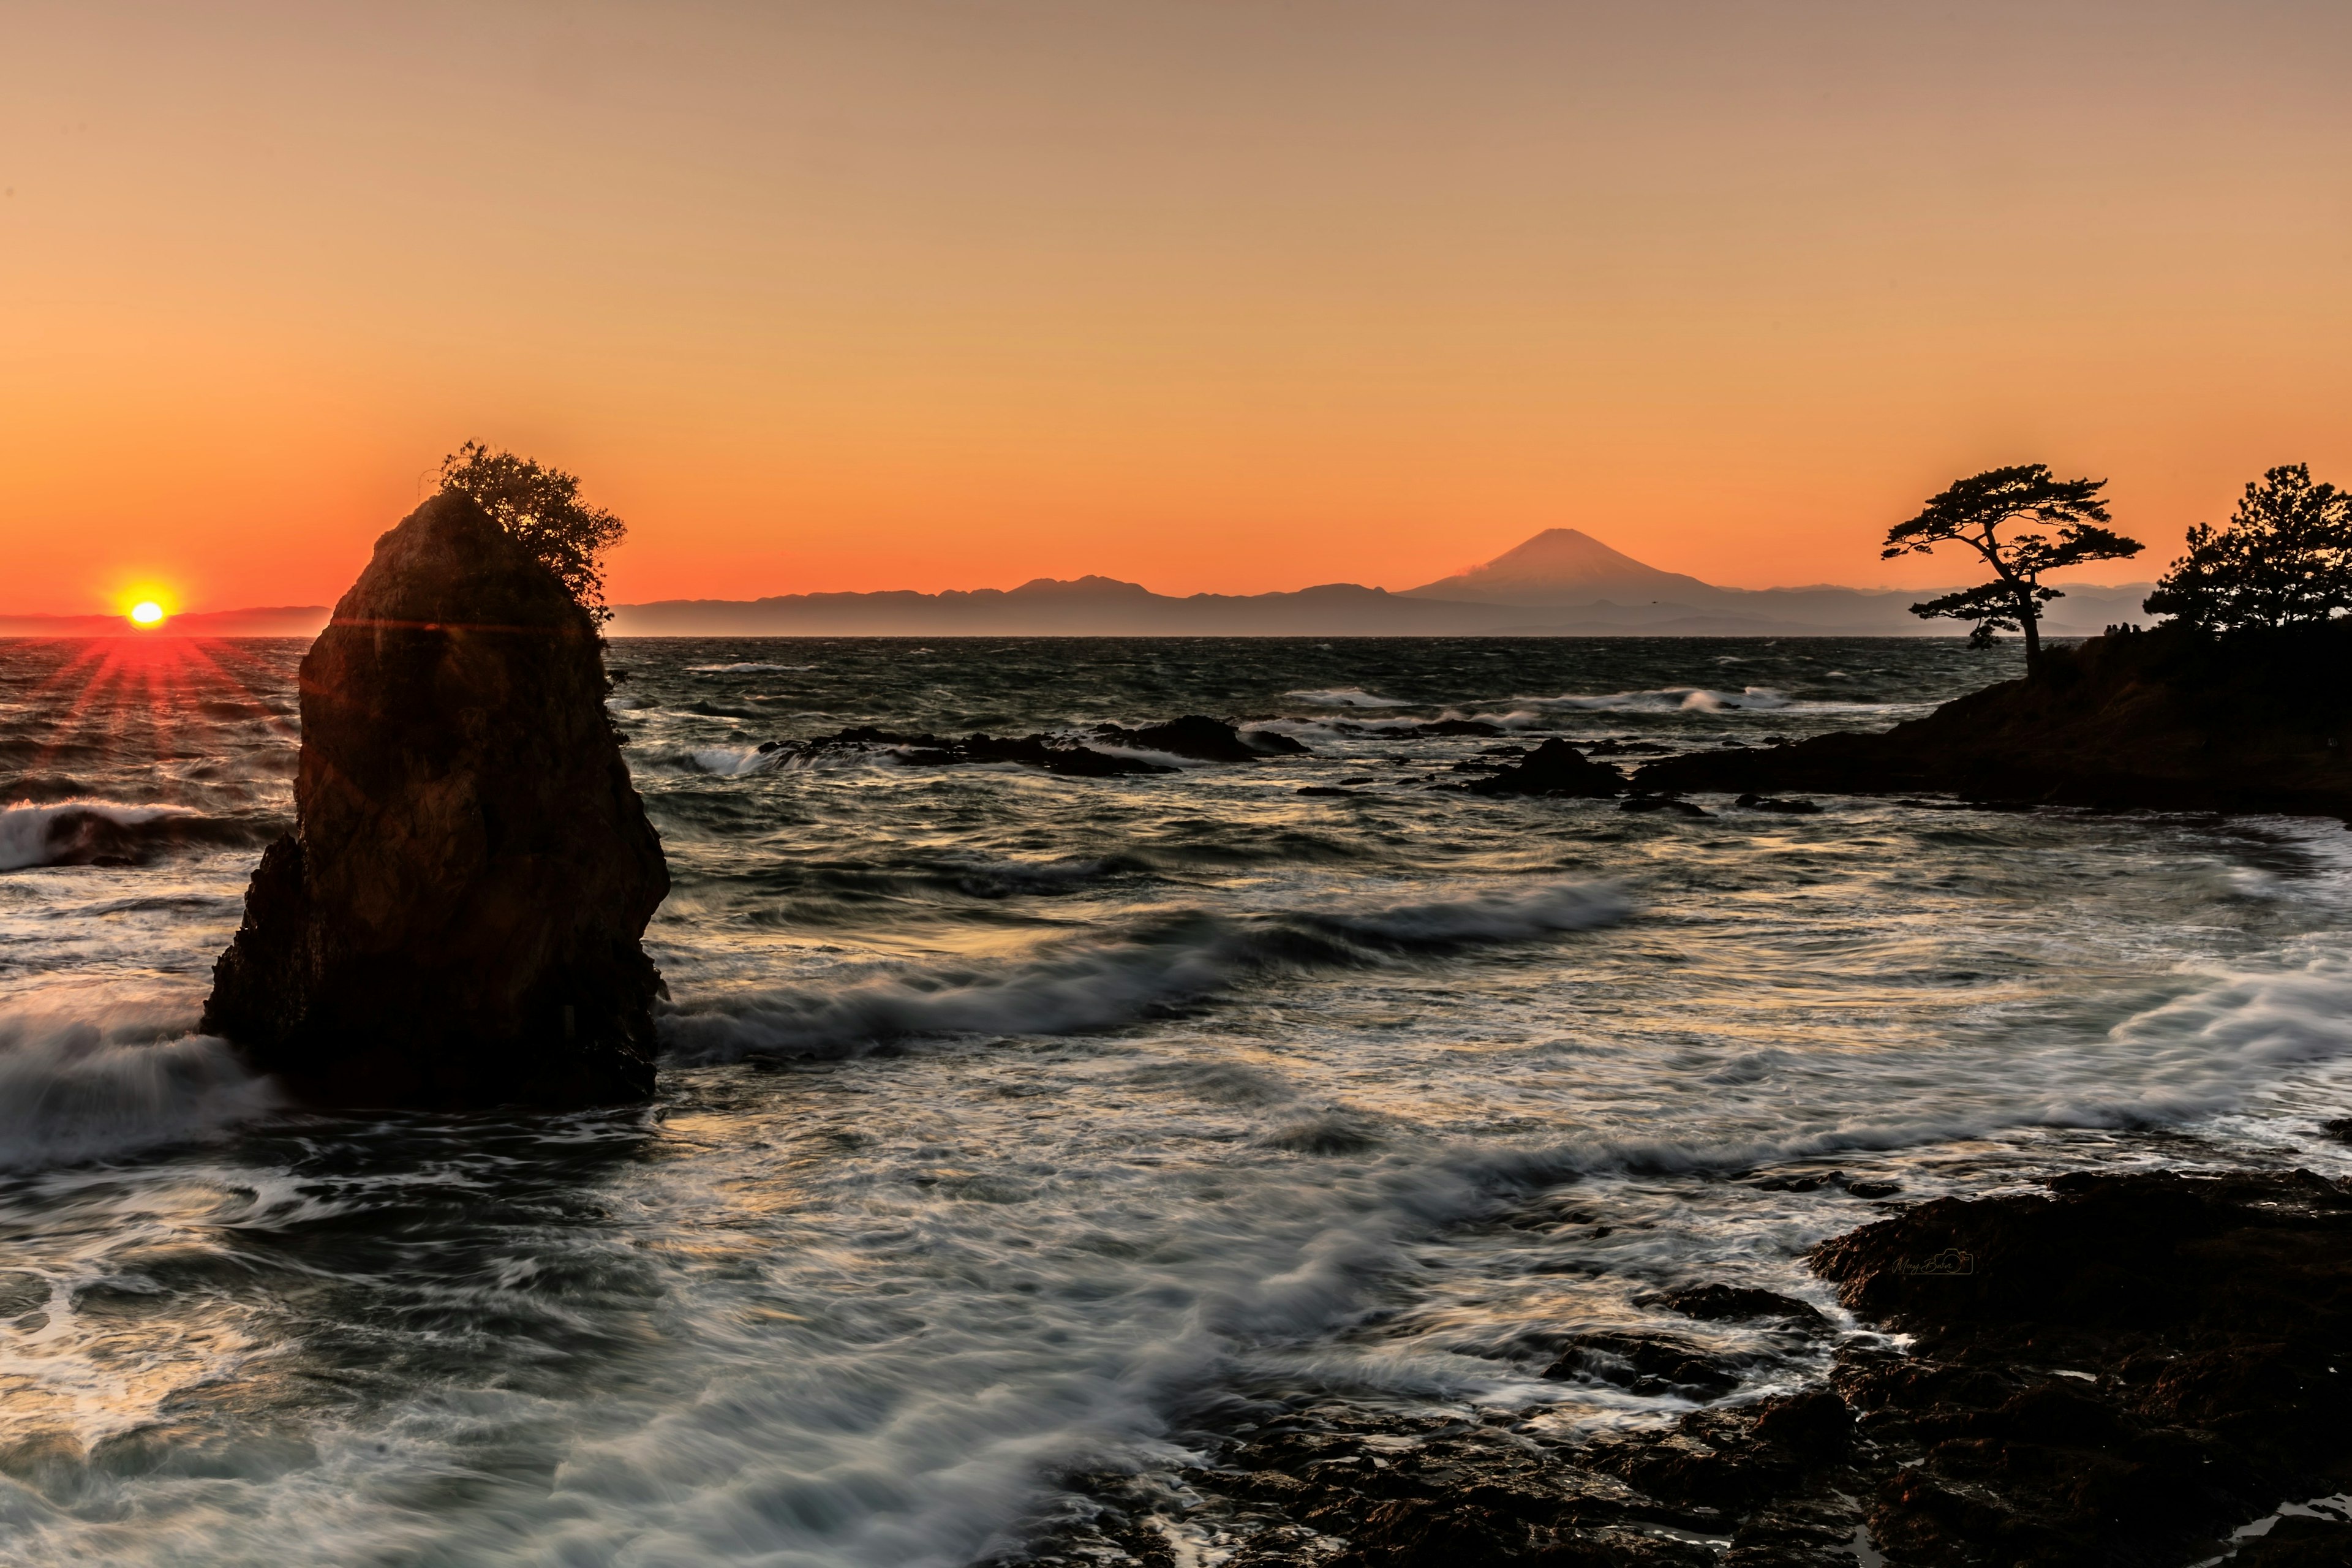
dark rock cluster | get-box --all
[1634,623,2352,818]
[764,726,1175,777]
[1093,715,1311,760]
[1011,1169,2352,1567]
[202,492,669,1109]
[1464,739,1628,797]
[755,715,1304,777]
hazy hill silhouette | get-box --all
[1404,529,1718,606]
[606,528,2154,636]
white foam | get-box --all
[0,800,200,872]
[1308,883,1628,945]
[1503,685,1916,716]
[1518,685,1792,713]
[679,746,795,778]
[1284,688,1417,708]
[663,881,1628,1061]
[690,662,816,674]
[0,1004,279,1170]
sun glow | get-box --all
[115,583,180,630]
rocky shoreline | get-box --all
[1010,1168,2352,1568]
[1627,624,2352,820]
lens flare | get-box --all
[129,601,167,627]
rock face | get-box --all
[1813,1169,2352,1566]
[1634,623,2352,817]
[202,492,668,1108]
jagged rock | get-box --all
[1812,1169,2352,1566]
[201,492,668,1108]
[1634,623,2352,816]
[1464,739,1626,797]
[1647,1284,1828,1329]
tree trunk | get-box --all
[2020,592,2044,677]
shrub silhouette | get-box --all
[438,442,627,627]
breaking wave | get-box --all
[1462,950,2352,1191]
[662,881,1627,1061]
[690,663,816,674]
[0,1005,280,1170]
[1284,687,1417,708]
[0,800,260,871]
[1527,685,1791,712]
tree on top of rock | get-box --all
[2141,464,2352,633]
[1881,464,2142,676]
[439,442,627,627]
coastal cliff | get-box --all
[1632,622,2352,818]
[201,492,669,1107]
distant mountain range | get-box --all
[606,529,2156,637]
[0,530,2158,638]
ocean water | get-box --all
[2,634,2350,1567]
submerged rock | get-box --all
[202,492,668,1108]
[1092,715,1310,760]
[1634,623,2352,817]
[1621,794,1712,816]
[1463,737,1626,797]
[774,726,1177,776]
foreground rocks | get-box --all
[1632,624,2352,817]
[202,492,669,1108]
[1011,1169,2352,1567]
[1815,1169,2352,1566]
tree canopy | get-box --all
[1881,464,2142,674]
[2141,464,2352,633]
[439,442,626,627]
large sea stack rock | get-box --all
[1633,622,2352,818]
[202,492,668,1107]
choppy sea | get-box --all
[2,635,2349,1567]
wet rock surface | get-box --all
[1009,1170,2352,1567]
[202,492,669,1108]
[1815,1168,2352,1567]
[1632,624,2352,818]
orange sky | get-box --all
[4,1,2349,614]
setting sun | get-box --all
[129,600,166,626]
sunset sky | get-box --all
[4,1,2349,614]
